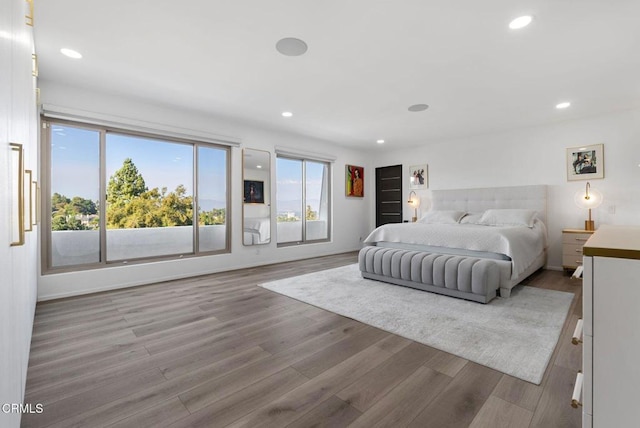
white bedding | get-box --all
[363,221,547,280]
[244,217,270,243]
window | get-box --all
[276,156,331,245]
[43,120,230,271]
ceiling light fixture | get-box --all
[376,139,385,144]
[276,38,308,56]
[60,48,82,59]
[556,102,571,109]
[408,104,429,112]
[509,15,533,30]
[256,165,262,169]
[282,111,293,117]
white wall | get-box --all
[0,0,39,426]
[37,81,373,300]
[369,108,640,269]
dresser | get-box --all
[562,229,595,271]
[579,225,640,427]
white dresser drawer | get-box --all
[563,231,593,244]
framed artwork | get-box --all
[409,164,428,189]
[566,144,604,181]
[346,165,364,197]
[243,180,264,203]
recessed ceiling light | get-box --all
[376,139,385,144]
[556,102,571,109]
[60,48,82,59]
[282,111,293,117]
[276,38,308,56]
[509,15,533,30]
[256,165,262,169]
[408,104,429,112]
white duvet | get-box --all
[364,221,547,279]
[244,217,271,243]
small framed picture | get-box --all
[243,180,264,203]
[346,165,364,197]
[409,164,428,189]
[566,144,604,181]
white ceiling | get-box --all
[34,0,640,149]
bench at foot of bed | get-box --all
[358,246,501,304]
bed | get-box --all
[243,216,271,245]
[361,185,548,301]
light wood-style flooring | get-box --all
[23,252,583,428]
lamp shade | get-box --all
[574,184,603,210]
[574,182,603,231]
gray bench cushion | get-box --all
[358,246,500,303]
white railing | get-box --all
[51,225,226,267]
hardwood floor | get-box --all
[22,253,583,428]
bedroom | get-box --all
[2,0,640,427]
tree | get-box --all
[305,205,317,221]
[50,193,97,230]
[71,196,97,215]
[107,158,147,205]
[105,159,194,228]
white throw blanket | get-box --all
[244,217,271,242]
[364,221,546,279]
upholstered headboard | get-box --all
[431,185,548,225]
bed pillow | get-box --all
[477,209,537,227]
[459,212,483,224]
[417,210,467,224]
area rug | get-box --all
[259,264,574,384]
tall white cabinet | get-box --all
[581,225,640,427]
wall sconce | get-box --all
[408,191,420,222]
[574,181,603,231]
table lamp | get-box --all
[408,191,420,222]
[574,181,603,231]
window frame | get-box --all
[276,154,331,247]
[41,118,231,274]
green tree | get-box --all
[305,205,317,221]
[51,192,70,213]
[107,158,147,205]
[105,159,194,228]
[199,208,226,225]
[71,196,97,215]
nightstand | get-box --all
[562,229,595,272]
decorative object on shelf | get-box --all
[409,164,428,189]
[10,143,25,246]
[408,191,420,222]
[346,165,364,197]
[574,181,603,231]
[566,143,604,181]
[243,180,264,204]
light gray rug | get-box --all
[260,264,574,384]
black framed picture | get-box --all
[244,180,264,203]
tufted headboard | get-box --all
[430,185,548,226]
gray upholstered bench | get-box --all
[358,246,500,303]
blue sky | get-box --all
[50,124,324,212]
[276,158,325,213]
[51,125,227,208]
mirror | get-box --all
[243,148,271,245]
